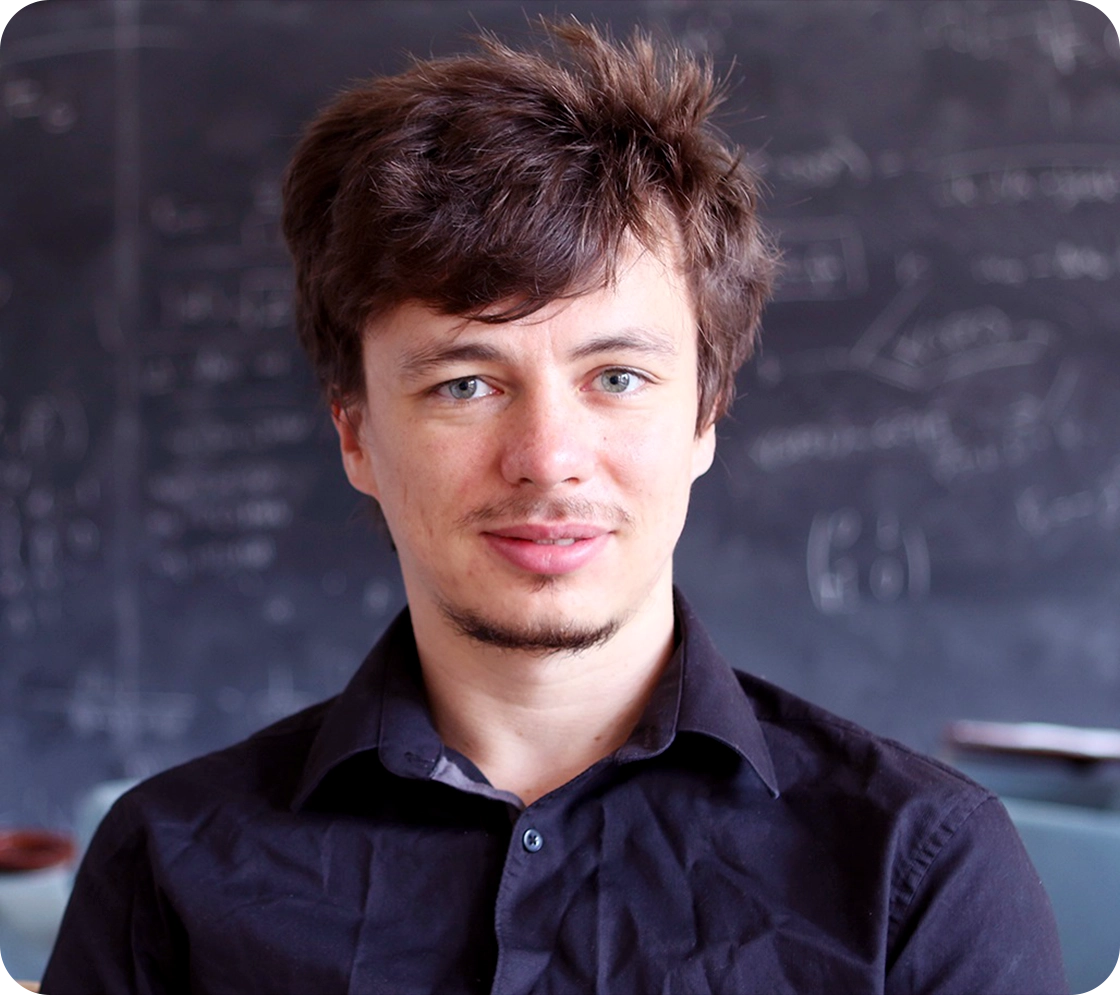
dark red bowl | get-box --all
[0,829,76,873]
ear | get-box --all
[331,402,381,501]
[690,417,717,482]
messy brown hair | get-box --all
[282,18,775,431]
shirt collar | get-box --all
[670,590,779,796]
[292,588,779,811]
[292,608,443,810]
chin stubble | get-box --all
[437,596,622,654]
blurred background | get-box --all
[1,0,1119,987]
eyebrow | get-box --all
[396,327,680,383]
[397,342,507,383]
[567,329,680,361]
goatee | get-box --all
[437,598,621,653]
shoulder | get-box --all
[732,669,1007,913]
[737,667,991,814]
[731,673,1067,989]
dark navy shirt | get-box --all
[44,594,1067,994]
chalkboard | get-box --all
[1,0,1119,830]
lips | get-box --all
[482,523,611,575]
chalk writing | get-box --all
[756,136,873,189]
[147,463,288,504]
[241,178,286,250]
[159,268,292,331]
[2,78,77,134]
[150,195,235,237]
[139,347,294,394]
[3,0,1119,835]
[973,241,1120,285]
[807,508,930,615]
[936,147,1120,209]
[151,178,286,256]
[189,497,292,532]
[152,534,276,580]
[749,409,952,473]
[162,411,313,457]
[30,672,197,743]
[760,287,1054,392]
[748,362,1086,485]
[0,392,104,621]
[921,1,1088,74]
[217,665,317,725]
[1016,461,1120,537]
[770,218,868,302]
[889,308,1055,382]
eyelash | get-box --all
[433,368,649,401]
[432,377,498,401]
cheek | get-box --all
[609,422,698,518]
[389,430,491,536]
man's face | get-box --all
[334,245,716,651]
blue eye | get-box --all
[437,377,496,401]
[598,369,637,394]
[448,378,480,400]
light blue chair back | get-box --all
[1001,796,1120,993]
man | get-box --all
[44,20,1067,994]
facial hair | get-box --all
[437,595,621,653]
[440,495,636,652]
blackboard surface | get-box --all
[1,0,1119,829]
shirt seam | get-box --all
[886,792,997,952]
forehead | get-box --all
[365,245,698,369]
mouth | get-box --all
[481,523,612,575]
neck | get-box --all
[410,582,676,806]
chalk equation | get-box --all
[158,267,292,333]
[757,288,1055,393]
[769,218,868,302]
[0,392,103,635]
[31,670,196,748]
[921,1,1092,75]
[139,346,294,395]
[150,533,276,581]
[161,410,313,458]
[973,240,1120,286]
[747,361,1087,486]
[807,508,930,615]
[217,664,317,726]
[2,78,77,134]
[1016,460,1120,538]
[151,180,285,255]
[935,147,1120,210]
[753,136,873,191]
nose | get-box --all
[499,385,595,490]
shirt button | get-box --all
[522,828,544,852]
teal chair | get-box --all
[1001,797,1120,993]
[944,721,1120,993]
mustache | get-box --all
[454,496,634,530]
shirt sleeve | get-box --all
[40,797,188,995]
[886,794,1069,995]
